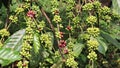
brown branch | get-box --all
[40,8,55,32]
[5,0,10,29]
[40,8,65,59]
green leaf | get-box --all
[47,32,54,50]
[38,0,52,12]
[73,43,84,57]
[101,31,120,49]
[80,54,87,63]
[112,0,120,14]
[33,32,40,54]
[0,29,25,66]
[51,60,63,68]
[3,29,25,51]
[97,37,108,55]
[30,32,42,68]
[0,48,21,66]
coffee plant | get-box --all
[0,0,120,68]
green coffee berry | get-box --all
[83,3,94,11]
[99,6,110,15]
[53,15,62,23]
[55,31,63,39]
[87,27,100,37]
[86,16,97,25]
[66,12,74,18]
[40,33,52,48]
[66,57,78,67]
[87,51,97,61]
[15,7,24,14]
[67,42,74,49]
[0,41,3,48]
[9,15,18,23]
[72,16,80,24]
[0,29,10,37]
[38,21,46,31]
[20,41,32,59]
[87,39,99,51]
[51,0,59,8]
[51,8,59,15]
[17,61,23,68]
[93,1,101,9]
[80,34,90,40]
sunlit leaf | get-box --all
[0,29,25,66]
[101,31,120,49]
[112,0,120,14]
[97,37,108,55]
[73,43,84,57]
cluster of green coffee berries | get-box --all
[72,16,80,24]
[87,51,97,61]
[53,15,62,23]
[51,0,59,8]
[9,15,18,23]
[51,8,59,15]
[87,39,99,51]
[87,27,100,37]
[20,41,32,59]
[80,33,90,40]
[26,18,36,28]
[22,3,30,9]
[93,1,101,9]
[66,12,74,18]
[40,33,52,48]
[65,0,75,11]
[55,31,63,39]
[99,6,110,15]
[17,60,29,68]
[83,1,102,11]
[86,15,97,25]
[54,50,61,59]
[38,21,46,31]
[101,15,111,23]
[83,3,94,11]
[66,57,78,67]
[15,7,24,14]
[67,41,74,49]
[0,41,3,48]
[0,28,10,37]
[31,5,40,14]
[24,27,34,43]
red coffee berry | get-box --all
[66,25,71,30]
[22,64,26,67]
[60,32,64,38]
[59,40,66,48]
[64,49,69,54]
[27,10,35,18]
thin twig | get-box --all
[40,8,55,31]
[5,0,10,29]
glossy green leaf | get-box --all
[3,29,25,51]
[30,32,45,68]
[0,29,25,66]
[47,32,54,50]
[97,37,108,55]
[38,0,52,12]
[73,43,84,57]
[0,48,21,66]
[33,32,40,54]
[51,60,63,68]
[112,0,120,14]
[101,31,120,49]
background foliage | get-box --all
[0,0,120,68]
